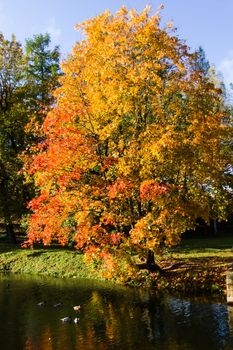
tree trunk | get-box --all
[146,249,155,265]
[213,220,218,236]
[6,223,16,244]
[137,249,162,272]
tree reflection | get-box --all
[0,274,232,350]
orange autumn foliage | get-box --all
[24,6,232,256]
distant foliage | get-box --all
[0,33,28,242]
[0,32,61,243]
[25,33,61,121]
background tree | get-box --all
[21,33,61,232]
[0,33,61,243]
[0,33,28,242]
[24,33,61,125]
[195,46,210,76]
[25,7,232,269]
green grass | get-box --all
[168,236,233,259]
[0,241,99,279]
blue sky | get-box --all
[1,0,233,86]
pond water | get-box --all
[0,273,233,350]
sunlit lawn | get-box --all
[169,236,233,259]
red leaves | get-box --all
[101,156,118,172]
[108,179,134,199]
[140,180,169,200]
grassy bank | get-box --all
[0,236,232,296]
[0,242,98,279]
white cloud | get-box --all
[44,17,61,42]
[218,52,233,87]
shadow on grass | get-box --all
[0,234,80,255]
[173,235,233,252]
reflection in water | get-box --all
[0,273,232,349]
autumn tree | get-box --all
[26,7,232,268]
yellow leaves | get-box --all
[130,213,165,249]
[130,206,191,249]
[115,6,128,17]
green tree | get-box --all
[25,33,61,123]
[0,33,28,243]
[0,33,61,243]
[195,46,210,75]
[20,33,62,238]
